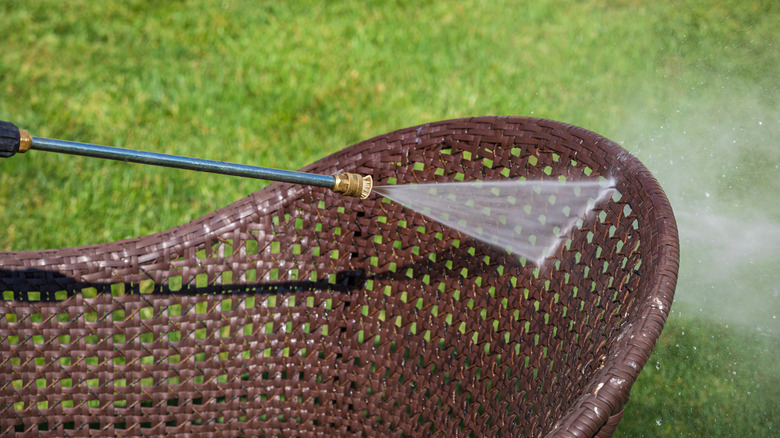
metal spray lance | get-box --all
[0,121,372,199]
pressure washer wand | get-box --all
[0,121,372,199]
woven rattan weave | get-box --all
[1,117,679,437]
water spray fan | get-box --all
[0,121,373,199]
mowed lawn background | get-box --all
[1,1,778,436]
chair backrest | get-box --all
[1,117,678,437]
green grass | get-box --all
[2,0,777,248]
[1,0,778,436]
[620,311,779,436]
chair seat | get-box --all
[0,116,679,437]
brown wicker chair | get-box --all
[0,117,679,437]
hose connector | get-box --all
[333,172,373,199]
[0,121,32,158]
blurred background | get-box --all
[1,1,777,435]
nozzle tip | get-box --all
[333,173,373,199]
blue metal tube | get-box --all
[31,137,336,188]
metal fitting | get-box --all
[18,129,32,153]
[332,172,373,199]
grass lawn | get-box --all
[1,0,778,436]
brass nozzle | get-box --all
[18,129,32,153]
[332,173,373,199]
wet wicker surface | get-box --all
[0,117,679,437]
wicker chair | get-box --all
[0,117,679,437]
